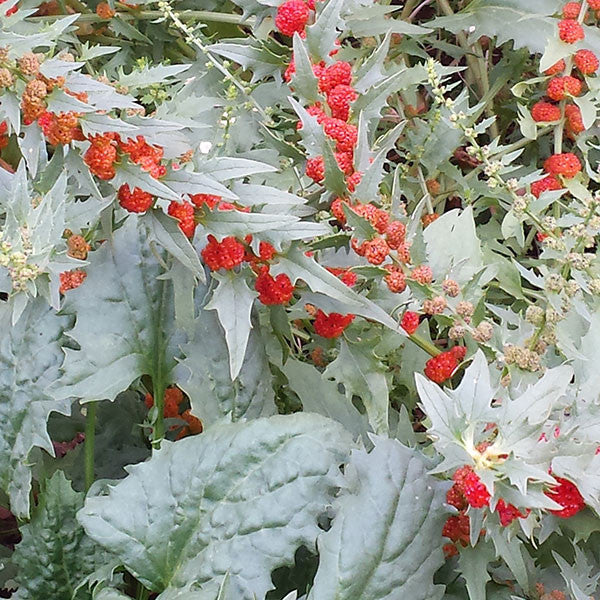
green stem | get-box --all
[136,582,150,600]
[409,333,441,357]
[84,402,97,492]
[400,0,420,19]
[26,9,252,23]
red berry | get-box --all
[327,84,358,121]
[118,184,153,213]
[590,0,600,8]
[331,197,349,223]
[531,101,562,122]
[384,265,406,293]
[545,476,585,518]
[544,152,582,178]
[531,175,562,198]
[400,311,420,334]
[563,2,584,18]
[318,61,352,94]
[351,203,389,233]
[275,0,310,36]
[574,49,599,75]
[59,270,87,293]
[258,241,277,261]
[84,134,117,180]
[565,104,585,134]
[442,514,470,546]
[496,499,529,526]
[452,466,490,508]
[336,151,354,175]
[306,156,325,183]
[386,220,406,249]
[547,76,583,101]
[190,193,221,209]
[313,310,355,338]
[350,237,366,256]
[346,171,362,192]
[255,266,294,305]
[297,103,327,129]
[363,237,390,265]
[411,264,433,285]
[558,19,585,43]
[167,201,196,238]
[201,235,245,270]
[322,117,358,153]
[326,267,357,287]
[424,349,460,383]
[545,59,566,76]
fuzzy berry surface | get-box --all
[363,238,390,265]
[322,117,358,153]
[574,49,599,75]
[327,84,358,121]
[386,220,406,249]
[411,264,433,285]
[545,477,586,518]
[59,270,87,293]
[313,310,355,338]
[306,156,325,182]
[545,59,566,76]
[563,1,584,18]
[452,466,490,508]
[318,61,353,94]
[496,499,529,526]
[543,153,582,178]
[201,235,245,270]
[118,184,153,213]
[384,265,406,293]
[531,175,562,198]
[275,0,310,36]
[546,76,583,101]
[255,266,294,305]
[557,19,585,44]
[424,348,464,383]
[565,104,585,135]
[531,101,561,123]
[167,200,196,238]
[84,135,117,180]
[400,311,420,334]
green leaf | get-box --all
[176,307,276,427]
[143,209,205,282]
[457,543,495,600]
[273,246,399,330]
[50,216,184,403]
[202,209,298,238]
[308,439,448,600]
[205,271,257,380]
[12,471,112,600]
[430,0,557,54]
[342,203,377,241]
[423,207,484,285]
[113,162,180,202]
[306,0,344,60]
[323,140,348,197]
[0,298,72,518]
[280,358,369,441]
[78,414,353,599]
[291,34,320,104]
[323,339,389,435]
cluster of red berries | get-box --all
[530,2,598,197]
[313,309,355,338]
[424,345,466,383]
[255,266,294,305]
[400,311,420,334]
[0,121,8,149]
[544,475,586,518]
[59,269,86,293]
[0,0,17,16]
[275,0,316,37]
[144,387,202,440]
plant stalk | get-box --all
[84,402,97,492]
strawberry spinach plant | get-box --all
[1,0,600,598]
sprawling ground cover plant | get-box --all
[1,0,600,598]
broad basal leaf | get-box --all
[176,307,276,428]
[50,216,184,403]
[308,438,449,600]
[12,471,113,600]
[78,414,353,600]
[0,297,72,518]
